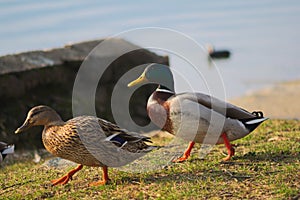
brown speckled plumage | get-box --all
[41,116,153,167]
[42,122,102,167]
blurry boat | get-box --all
[207,44,231,59]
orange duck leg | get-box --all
[173,142,195,163]
[51,164,83,186]
[221,133,235,161]
[89,166,110,186]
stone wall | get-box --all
[0,39,169,149]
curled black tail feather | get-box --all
[252,111,264,118]
[240,111,267,132]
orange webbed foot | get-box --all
[172,154,190,163]
[172,142,195,163]
[89,178,111,186]
[221,133,235,161]
[51,164,83,186]
[89,166,110,187]
[51,175,72,185]
[222,146,235,161]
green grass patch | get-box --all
[1,119,299,199]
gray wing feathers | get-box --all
[176,93,255,119]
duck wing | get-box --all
[97,119,156,155]
[175,92,258,119]
[68,116,155,167]
[170,93,267,137]
[98,119,149,140]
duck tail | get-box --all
[2,144,14,154]
[241,111,268,132]
[104,132,158,153]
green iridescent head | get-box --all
[128,63,174,91]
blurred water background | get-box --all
[0,0,299,98]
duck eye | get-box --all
[29,118,35,124]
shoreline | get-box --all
[230,80,300,119]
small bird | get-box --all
[128,64,267,162]
[0,141,14,164]
[15,105,155,186]
[207,44,231,59]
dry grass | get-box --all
[1,119,300,199]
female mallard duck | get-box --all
[128,64,267,162]
[15,105,154,186]
[0,141,14,163]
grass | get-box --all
[1,119,300,199]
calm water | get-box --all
[1,0,300,98]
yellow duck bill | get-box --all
[127,72,148,87]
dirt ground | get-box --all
[230,80,300,119]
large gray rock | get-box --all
[0,39,169,149]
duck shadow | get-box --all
[235,150,300,163]
[118,166,251,185]
[117,150,300,185]
[119,172,194,185]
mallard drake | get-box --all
[128,63,267,162]
[15,105,154,186]
[0,141,14,163]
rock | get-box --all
[42,157,77,170]
[0,38,169,149]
